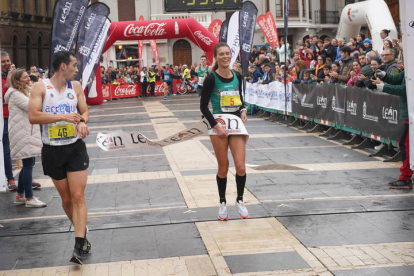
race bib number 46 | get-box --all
[220,91,242,112]
[49,124,76,140]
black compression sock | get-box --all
[236,174,246,202]
[216,175,227,204]
[75,237,85,249]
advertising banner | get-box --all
[245,82,292,112]
[149,39,161,76]
[96,114,248,151]
[49,0,89,77]
[219,20,229,43]
[138,15,144,73]
[343,86,362,130]
[239,1,258,78]
[227,12,240,69]
[292,84,315,118]
[257,12,280,48]
[208,19,222,39]
[75,2,110,85]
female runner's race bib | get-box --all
[220,91,242,112]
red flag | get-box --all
[138,15,144,73]
[149,39,161,76]
[208,19,222,39]
[257,11,280,48]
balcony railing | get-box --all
[151,13,211,27]
[314,10,339,24]
[276,10,312,20]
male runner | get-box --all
[29,51,91,265]
[163,64,174,100]
[195,55,212,97]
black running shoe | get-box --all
[83,238,91,254]
[70,245,83,265]
[387,180,413,189]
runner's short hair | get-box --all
[52,51,76,72]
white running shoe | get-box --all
[236,200,249,219]
[218,202,228,221]
[14,196,26,206]
[25,197,47,208]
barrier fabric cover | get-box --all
[257,12,280,48]
[245,82,292,112]
[49,0,89,77]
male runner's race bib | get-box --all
[48,123,76,142]
[198,76,205,85]
[164,75,170,81]
[220,91,242,112]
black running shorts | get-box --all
[41,139,89,180]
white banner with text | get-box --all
[245,82,292,112]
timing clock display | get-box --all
[165,0,242,12]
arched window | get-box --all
[12,35,18,66]
[38,36,43,68]
[26,35,32,70]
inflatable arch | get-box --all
[89,18,218,105]
[336,0,397,52]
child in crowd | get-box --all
[247,65,263,83]
[301,71,313,84]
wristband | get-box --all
[80,118,86,123]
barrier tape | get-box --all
[96,114,248,151]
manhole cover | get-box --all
[250,164,305,171]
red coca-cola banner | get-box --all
[208,19,222,39]
[257,12,279,48]
[138,16,144,73]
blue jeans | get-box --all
[17,157,35,199]
[3,118,14,181]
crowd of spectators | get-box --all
[245,30,404,90]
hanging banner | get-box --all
[208,19,222,39]
[138,15,144,73]
[219,20,229,43]
[239,1,258,78]
[245,82,292,112]
[257,12,280,48]
[149,39,161,76]
[227,12,240,69]
[401,0,414,168]
[96,114,248,151]
[49,0,89,77]
[75,2,110,88]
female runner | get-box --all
[200,42,248,220]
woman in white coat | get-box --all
[4,69,46,207]
[276,38,290,64]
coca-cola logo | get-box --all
[212,23,221,38]
[147,84,164,94]
[124,23,167,38]
[102,86,110,97]
[114,85,137,97]
[194,31,213,45]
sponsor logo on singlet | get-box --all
[44,103,76,114]
[67,92,74,100]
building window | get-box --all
[12,35,18,66]
[38,36,43,68]
[118,0,135,21]
[26,36,31,70]
[276,0,282,17]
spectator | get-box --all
[327,62,340,84]
[330,46,353,85]
[301,71,313,84]
[299,47,315,69]
[356,51,377,88]
[356,33,366,52]
[383,39,399,58]
[363,39,373,53]
[247,65,262,83]
[259,64,273,84]
[276,38,290,64]
[36,68,45,79]
[321,64,331,84]
[312,55,327,83]
[314,40,324,59]
[322,38,336,61]
[335,39,345,62]
[293,59,308,83]
[381,49,400,75]
[310,36,319,52]
[256,54,269,74]
[347,60,361,86]
[173,65,181,79]
[140,67,148,97]
[348,41,359,60]
[101,66,108,84]
[148,67,156,97]
[380,29,391,43]
[4,69,46,207]
[124,74,133,84]
[373,68,412,189]
[1,51,16,190]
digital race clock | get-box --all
[164,0,242,13]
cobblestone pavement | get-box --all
[0,94,413,276]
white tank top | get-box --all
[41,79,79,146]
